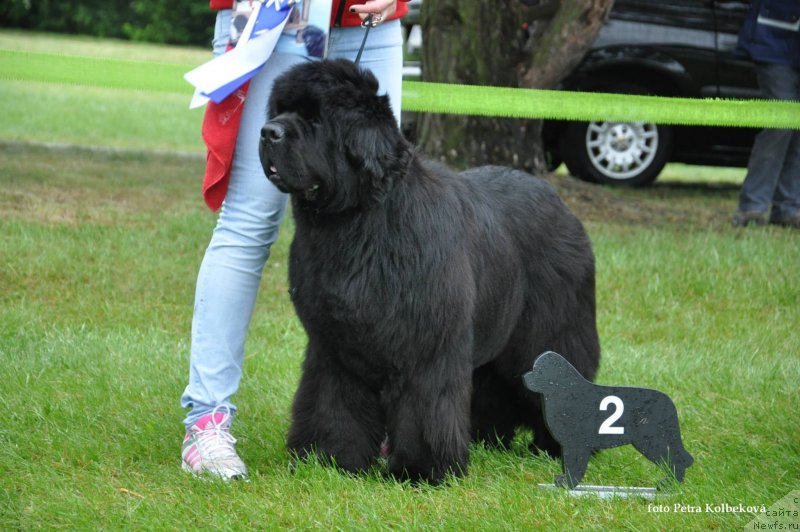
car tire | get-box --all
[560,84,673,186]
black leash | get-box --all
[353,14,374,66]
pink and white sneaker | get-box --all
[181,406,248,480]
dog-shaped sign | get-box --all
[523,351,693,489]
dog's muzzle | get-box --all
[259,121,320,201]
[260,122,283,182]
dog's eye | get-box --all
[296,98,321,125]
[305,115,323,130]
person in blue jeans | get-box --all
[181,0,409,480]
[732,0,800,228]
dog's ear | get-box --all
[356,67,380,96]
[345,122,392,177]
[330,58,380,96]
[343,106,405,200]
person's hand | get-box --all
[349,0,398,27]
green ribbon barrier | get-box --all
[402,80,800,130]
[3,49,799,129]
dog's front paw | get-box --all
[289,440,377,475]
[387,451,467,485]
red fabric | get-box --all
[209,0,233,9]
[209,0,410,24]
[201,81,250,211]
[201,0,409,211]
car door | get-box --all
[710,0,760,161]
[713,0,760,99]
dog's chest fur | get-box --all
[287,205,457,376]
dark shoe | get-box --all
[732,210,767,227]
[768,211,800,228]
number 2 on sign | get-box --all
[598,395,625,434]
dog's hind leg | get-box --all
[470,363,521,448]
[528,404,562,458]
[487,336,563,457]
[287,342,385,473]
[550,274,601,382]
[525,273,600,457]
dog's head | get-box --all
[259,59,409,213]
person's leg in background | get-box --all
[766,64,800,227]
[735,62,800,227]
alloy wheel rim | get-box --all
[585,121,659,180]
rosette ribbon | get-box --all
[185,0,294,109]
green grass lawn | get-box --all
[2,30,799,530]
[0,30,205,154]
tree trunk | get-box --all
[417,0,614,174]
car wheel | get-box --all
[562,119,672,186]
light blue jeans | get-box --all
[181,11,404,429]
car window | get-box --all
[611,0,717,31]
[595,0,716,49]
[713,1,751,51]
[712,1,760,97]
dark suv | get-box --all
[404,0,760,186]
[545,0,759,185]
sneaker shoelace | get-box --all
[194,407,239,462]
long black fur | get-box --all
[259,59,600,484]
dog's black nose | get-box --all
[261,123,285,144]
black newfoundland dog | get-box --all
[259,59,600,484]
